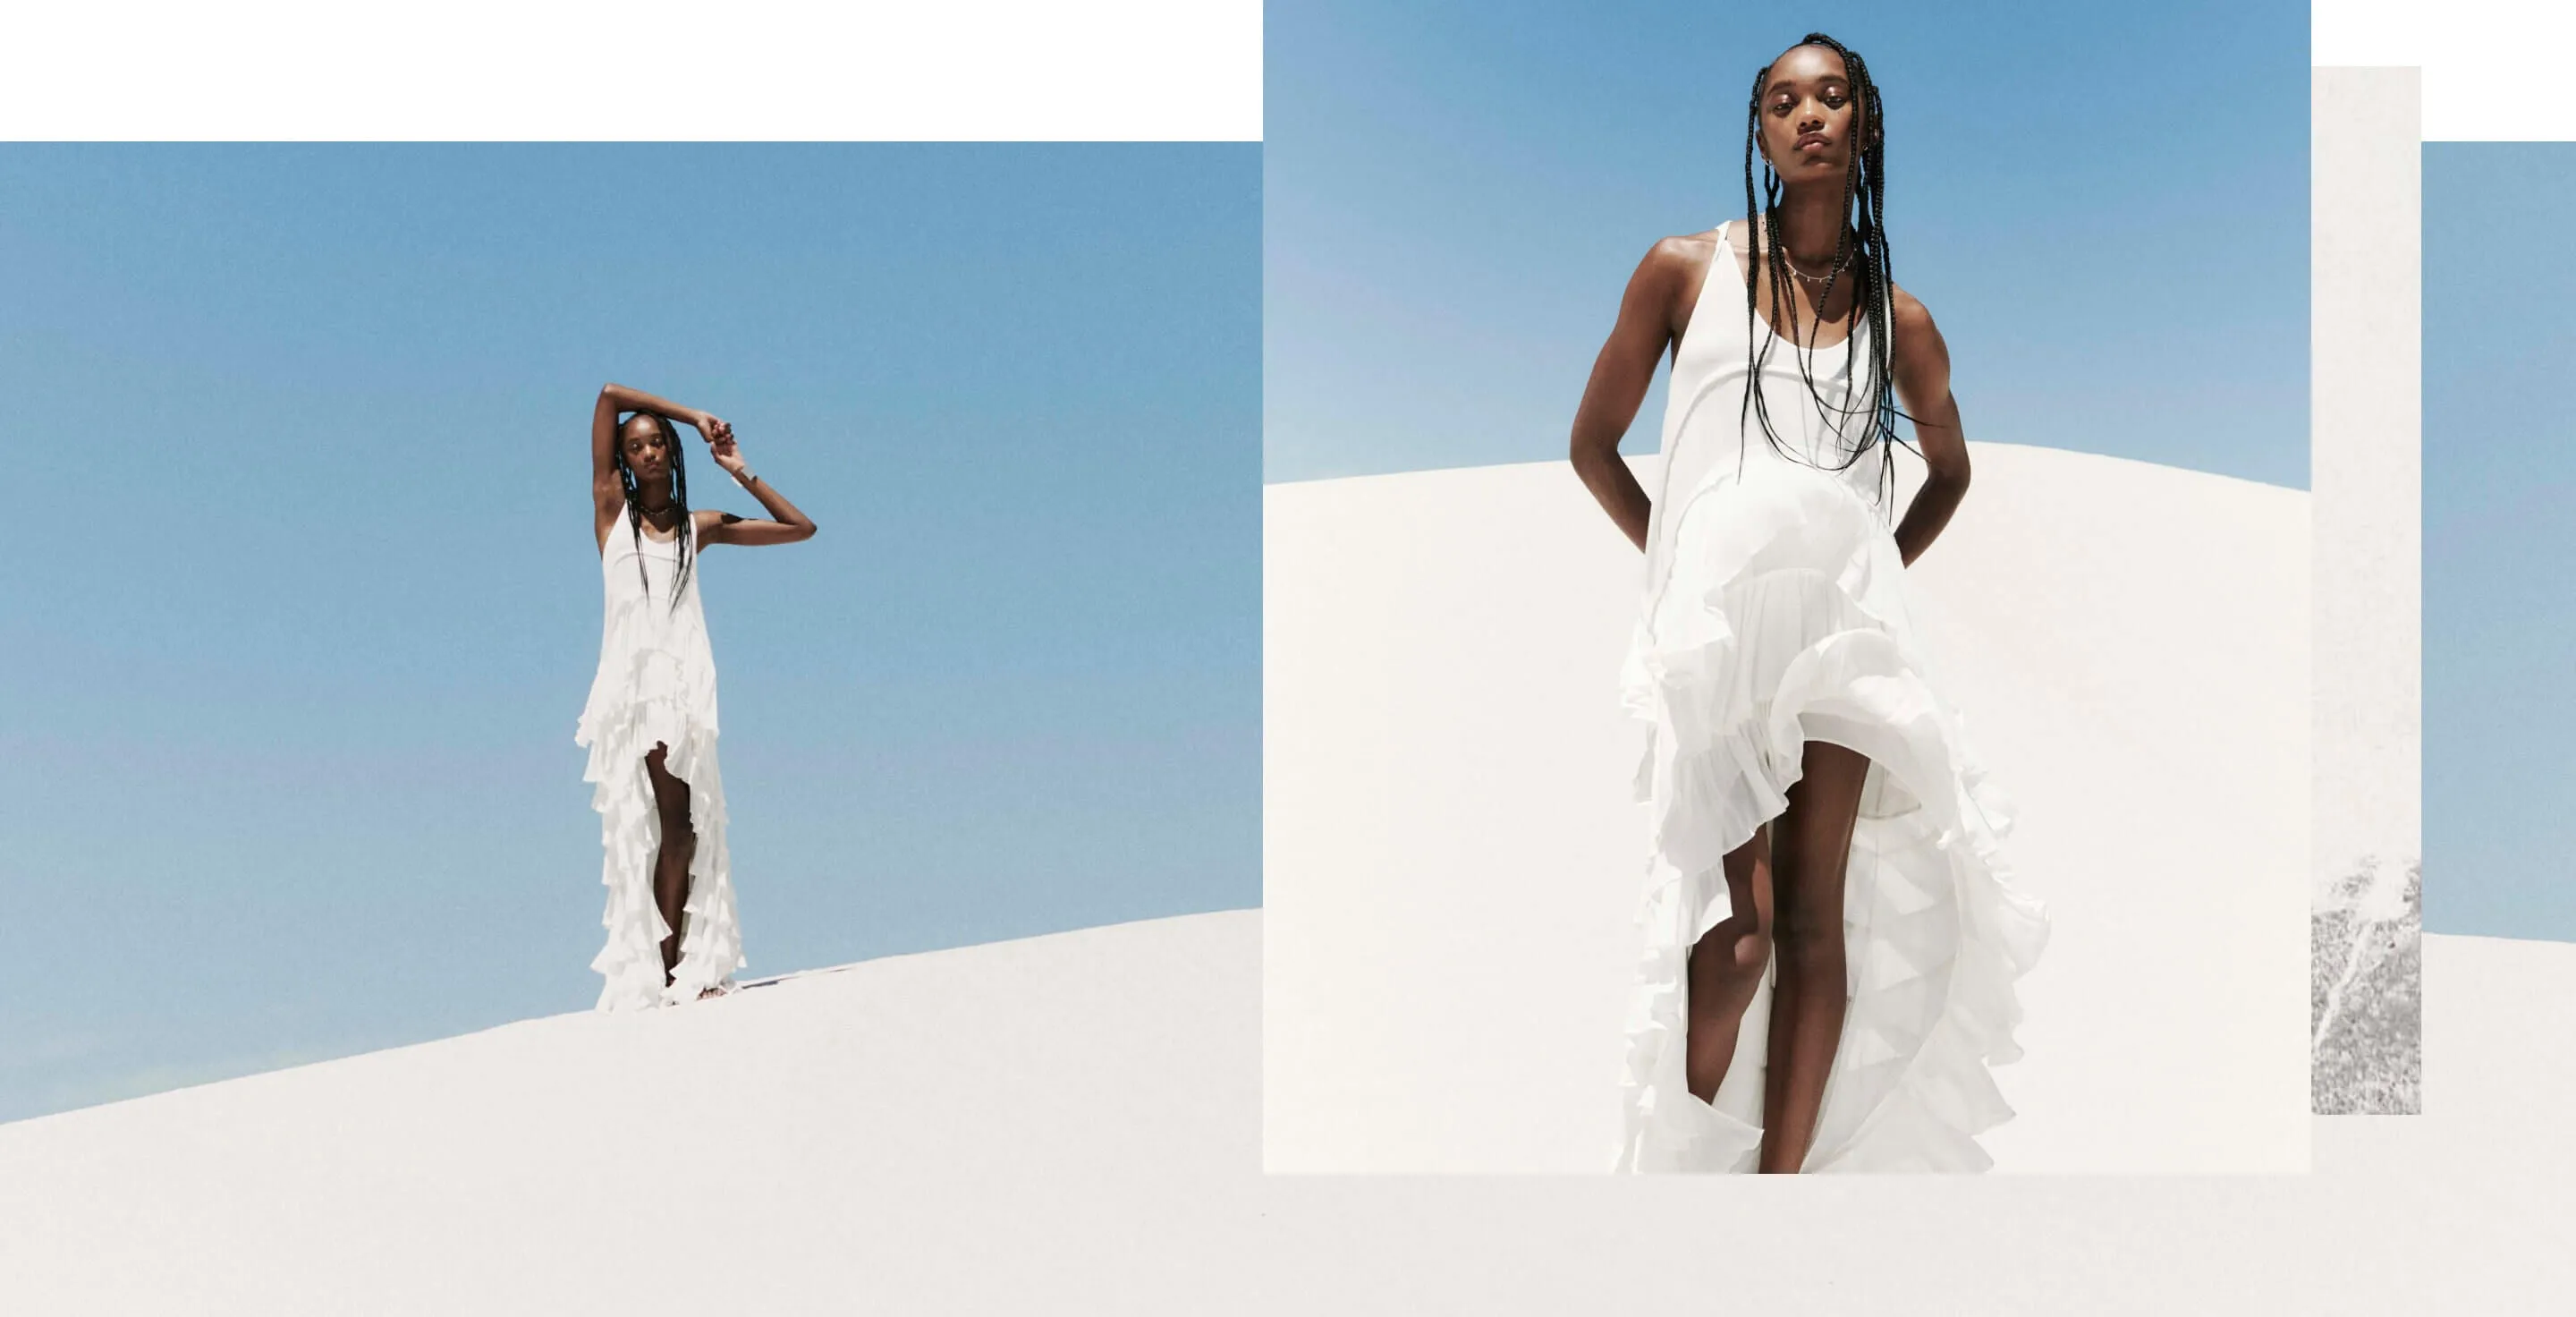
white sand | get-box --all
[0,915,2565,1313]
[1265,446,2311,1173]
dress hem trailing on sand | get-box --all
[576,515,746,1012]
[1610,222,2048,1173]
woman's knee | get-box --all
[657,810,698,851]
[1721,917,1771,978]
[1691,914,1771,990]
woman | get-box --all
[1569,35,2048,1173]
[578,382,816,1011]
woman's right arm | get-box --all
[592,383,717,525]
[591,387,628,528]
[1570,241,1690,552]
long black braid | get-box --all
[609,413,694,613]
[1738,31,1913,507]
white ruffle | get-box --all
[1612,463,2047,1173]
[575,528,744,1011]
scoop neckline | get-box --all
[1718,220,1860,353]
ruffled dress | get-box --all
[1612,222,2049,1172]
[575,514,746,1011]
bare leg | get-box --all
[643,743,698,990]
[1758,740,1870,1173]
[1685,832,1775,1103]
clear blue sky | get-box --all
[2424,144,2576,944]
[0,144,1258,1122]
[1266,0,2310,488]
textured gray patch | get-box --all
[2311,856,2420,1114]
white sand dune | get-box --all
[0,915,2568,1313]
[1265,445,2312,1173]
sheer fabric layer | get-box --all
[576,522,745,1011]
[1612,237,2050,1171]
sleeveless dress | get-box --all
[575,513,746,1011]
[1612,222,2049,1172]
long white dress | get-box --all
[576,512,746,1011]
[1613,222,2049,1172]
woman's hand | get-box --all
[699,417,747,477]
[694,426,815,547]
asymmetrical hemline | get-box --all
[1611,222,2049,1174]
[575,514,746,1011]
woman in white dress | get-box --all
[580,383,816,1011]
[1569,35,2047,1172]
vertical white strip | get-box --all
[2310,67,2423,1113]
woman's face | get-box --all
[1757,45,1866,183]
[620,417,674,486]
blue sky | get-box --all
[2424,143,2576,943]
[1266,0,2310,487]
[0,144,1259,1122]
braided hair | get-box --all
[609,413,695,612]
[1738,31,1912,506]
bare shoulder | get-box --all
[1633,232,1714,290]
[1658,226,1741,268]
[1886,282,1951,370]
[1887,282,1939,336]
[1659,227,1726,258]
[1884,282,1954,399]
[1625,230,1730,326]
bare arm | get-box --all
[1885,288,1969,567]
[1570,238,1701,552]
[590,387,629,529]
[696,426,818,547]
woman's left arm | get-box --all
[696,423,818,547]
[1885,285,1969,567]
